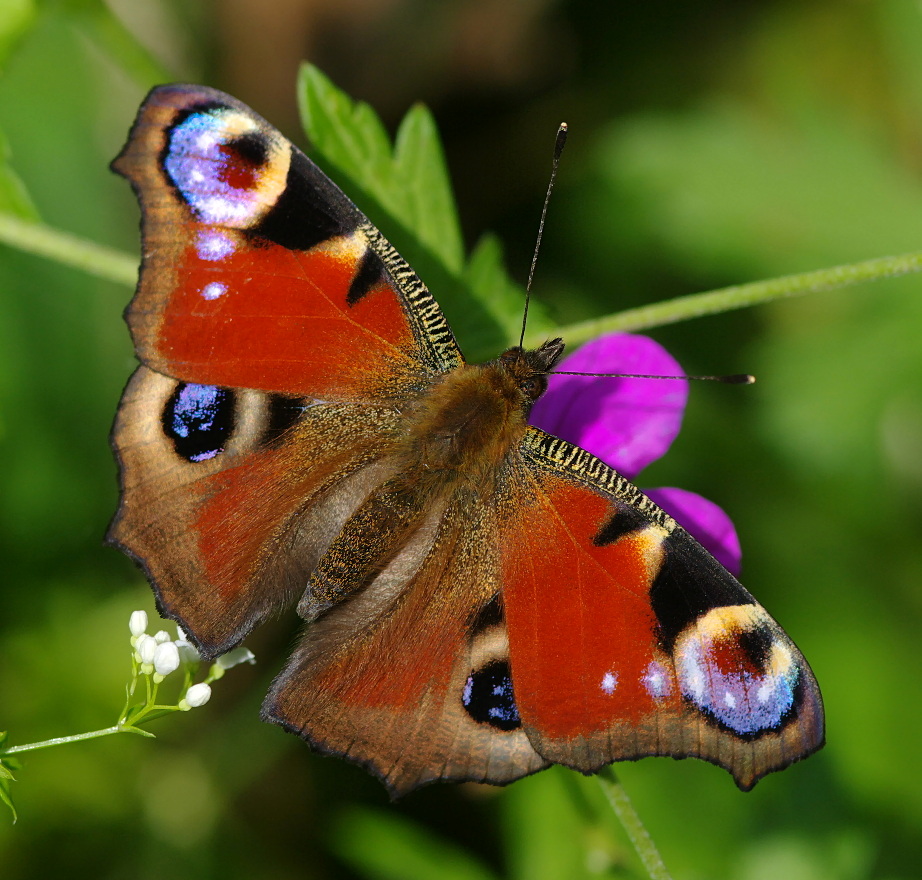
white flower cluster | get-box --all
[128,610,257,710]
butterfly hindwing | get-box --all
[111,84,463,401]
[263,493,548,796]
[498,428,824,789]
[109,365,406,655]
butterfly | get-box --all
[109,84,824,797]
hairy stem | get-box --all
[527,250,922,348]
[596,767,673,880]
[0,213,137,286]
[3,727,126,754]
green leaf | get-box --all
[0,760,17,823]
[0,125,38,219]
[393,103,464,272]
[503,770,616,880]
[76,1,172,88]
[298,64,394,197]
[296,63,548,359]
[0,0,35,70]
[464,233,555,359]
[119,726,155,738]
[332,808,499,880]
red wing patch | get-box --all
[500,476,677,740]
[154,231,420,397]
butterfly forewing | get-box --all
[112,84,463,402]
[498,428,824,789]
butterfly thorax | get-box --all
[396,339,565,494]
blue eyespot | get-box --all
[462,660,520,731]
[163,383,234,462]
[674,605,800,736]
[165,108,275,227]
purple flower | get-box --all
[530,333,742,576]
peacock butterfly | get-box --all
[108,84,824,796]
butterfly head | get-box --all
[497,338,565,404]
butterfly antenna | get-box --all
[519,122,568,349]
[551,370,756,384]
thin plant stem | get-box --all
[4,212,922,344]
[596,767,673,880]
[526,250,922,349]
[0,213,137,287]
[3,727,137,755]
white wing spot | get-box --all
[642,662,673,699]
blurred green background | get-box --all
[1,1,921,878]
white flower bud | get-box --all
[136,633,157,664]
[153,630,171,644]
[129,610,148,638]
[153,641,180,677]
[216,647,256,670]
[180,682,212,710]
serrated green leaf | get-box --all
[298,65,394,198]
[332,808,498,880]
[297,63,537,357]
[463,233,554,360]
[394,103,464,272]
[0,764,17,823]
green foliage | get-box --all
[300,65,465,272]
[0,0,35,72]
[0,733,18,823]
[0,127,36,218]
[332,809,498,880]
[298,64,550,359]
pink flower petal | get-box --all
[530,333,688,479]
[645,487,742,576]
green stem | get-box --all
[527,250,922,349]
[0,213,137,287]
[1,726,139,755]
[596,767,672,880]
[3,211,922,343]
